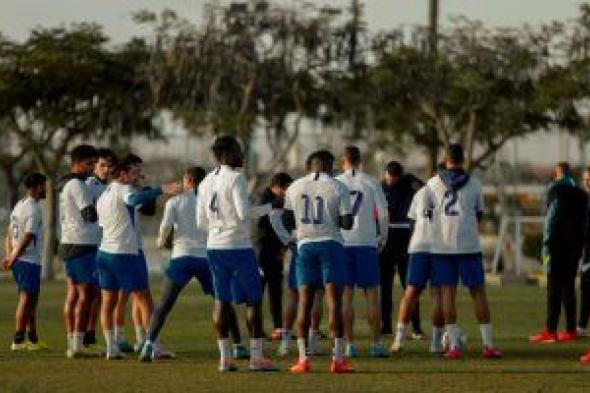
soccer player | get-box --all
[58,144,100,358]
[426,144,501,359]
[196,135,276,372]
[97,154,180,359]
[336,146,389,358]
[379,161,424,337]
[257,172,293,340]
[2,172,47,351]
[85,147,117,347]
[269,204,325,358]
[139,166,212,361]
[283,150,354,374]
[391,170,445,354]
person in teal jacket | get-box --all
[531,162,588,344]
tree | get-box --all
[369,18,555,173]
[0,24,161,278]
[135,3,343,176]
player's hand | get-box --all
[377,236,387,252]
[161,181,182,196]
[2,256,14,271]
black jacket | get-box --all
[257,188,285,251]
[544,177,588,255]
[382,174,424,225]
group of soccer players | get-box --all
[3,135,504,373]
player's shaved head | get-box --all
[212,135,244,168]
[309,149,335,173]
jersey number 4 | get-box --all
[301,194,324,224]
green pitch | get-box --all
[0,280,589,393]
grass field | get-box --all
[0,280,589,393]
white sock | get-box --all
[72,332,84,352]
[297,338,307,362]
[135,325,146,344]
[432,326,444,347]
[250,338,263,361]
[395,322,407,343]
[103,330,115,352]
[480,324,493,348]
[67,333,74,350]
[446,324,460,350]
[114,326,124,343]
[218,339,231,364]
[333,338,345,362]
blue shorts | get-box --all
[166,256,213,295]
[344,246,380,288]
[12,260,41,293]
[207,249,262,304]
[288,252,297,291]
[97,251,149,294]
[64,252,98,285]
[432,253,485,289]
[407,252,434,290]
[296,241,347,287]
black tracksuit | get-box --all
[380,174,424,334]
[579,201,590,330]
[543,178,588,333]
[257,188,286,330]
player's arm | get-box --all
[475,187,485,223]
[157,200,175,249]
[232,175,271,220]
[196,183,209,230]
[269,210,294,246]
[374,182,389,247]
[2,213,37,270]
[4,227,12,257]
[71,181,98,223]
[337,183,354,230]
[2,233,34,270]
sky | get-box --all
[0,0,584,42]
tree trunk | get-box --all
[42,177,57,280]
[425,126,439,177]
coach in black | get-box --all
[531,162,588,343]
[257,173,293,338]
[379,161,424,337]
[578,167,590,336]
